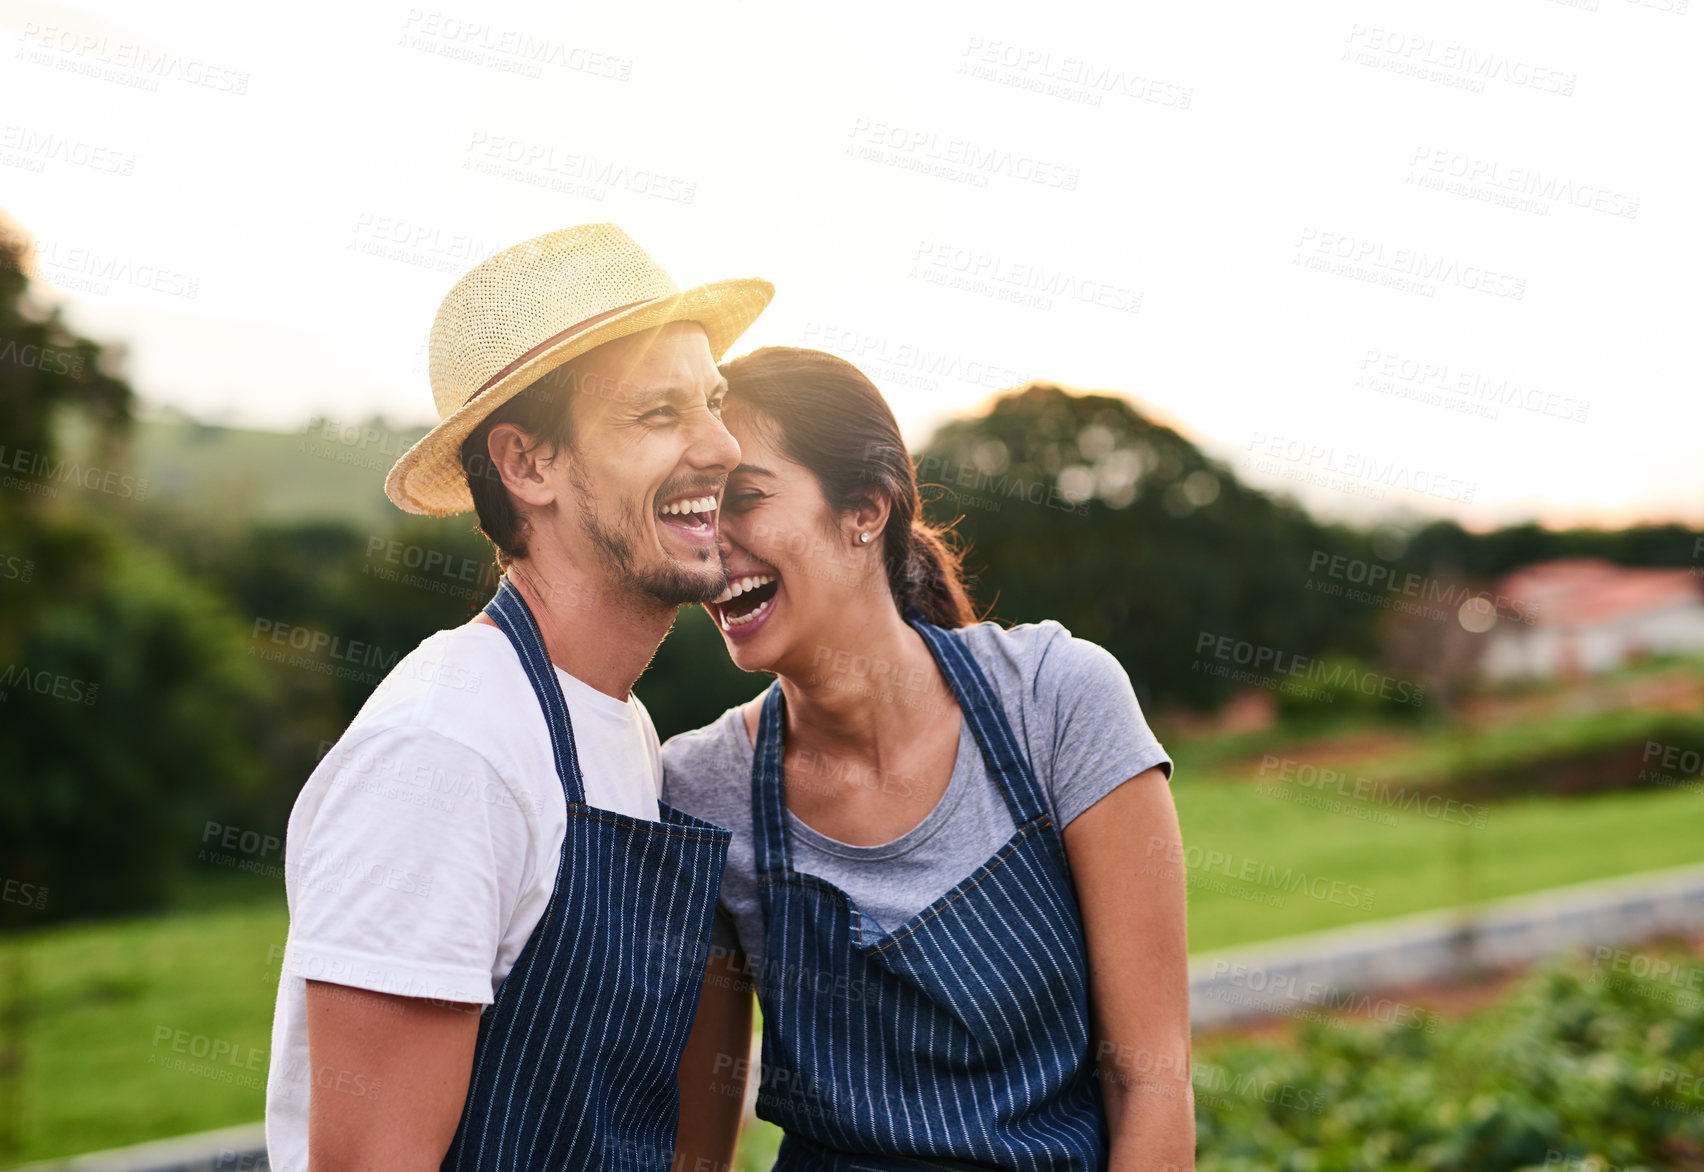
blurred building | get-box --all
[1482,558,1704,680]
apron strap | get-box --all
[749,680,790,910]
[482,575,587,806]
[907,610,1051,828]
[750,614,1054,901]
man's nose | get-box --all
[689,405,741,474]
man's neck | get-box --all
[473,548,676,703]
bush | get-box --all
[0,517,275,920]
[1194,945,1704,1170]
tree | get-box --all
[0,209,275,922]
[916,384,1380,713]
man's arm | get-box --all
[304,981,482,1171]
[1063,768,1195,1171]
[672,950,754,1172]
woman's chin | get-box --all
[720,628,780,674]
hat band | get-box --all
[464,296,659,407]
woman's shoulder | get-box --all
[660,703,751,769]
[659,702,758,814]
[951,618,1129,693]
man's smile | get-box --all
[654,489,719,546]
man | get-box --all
[264,223,773,1170]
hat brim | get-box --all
[384,277,774,515]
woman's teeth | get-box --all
[711,574,774,605]
[720,588,777,631]
[712,573,779,631]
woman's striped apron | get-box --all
[749,613,1106,1170]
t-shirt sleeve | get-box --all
[1030,628,1173,829]
[282,724,538,1006]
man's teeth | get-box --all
[659,495,718,516]
[710,574,775,606]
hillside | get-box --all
[57,415,431,530]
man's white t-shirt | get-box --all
[264,621,663,1172]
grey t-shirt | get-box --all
[660,620,1172,973]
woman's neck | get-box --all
[777,600,954,756]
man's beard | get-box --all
[568,461,724,606]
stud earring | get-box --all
[858,532,871,544]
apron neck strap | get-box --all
[483,575,586,806]
[750,681,791,901]
[906,610,1050,827]
[748,613,1053,891]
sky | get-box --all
[1,0,1699,531]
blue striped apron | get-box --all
[750,614,1106,1171]
[441,578,733,1171]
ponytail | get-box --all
[899,520,974,628]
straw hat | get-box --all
[385,223,774,515]
[0,206,39,277]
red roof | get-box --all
[1499,558,1703,630]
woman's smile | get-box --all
[707,568,782,639]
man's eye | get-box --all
[708,398,727,416]
[642,407,677,422]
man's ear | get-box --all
[847,487,893,545]
[487,423,562,508]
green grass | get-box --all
[1173,781,1704,952]
[0,902,287,1165]
[736,1118,783,1172]
[3,783,1702,1165]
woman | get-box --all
[666,347,1193,1171]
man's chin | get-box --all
[635,556,726,608]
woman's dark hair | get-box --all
[719,346,974,628]
[459,372,576,570]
